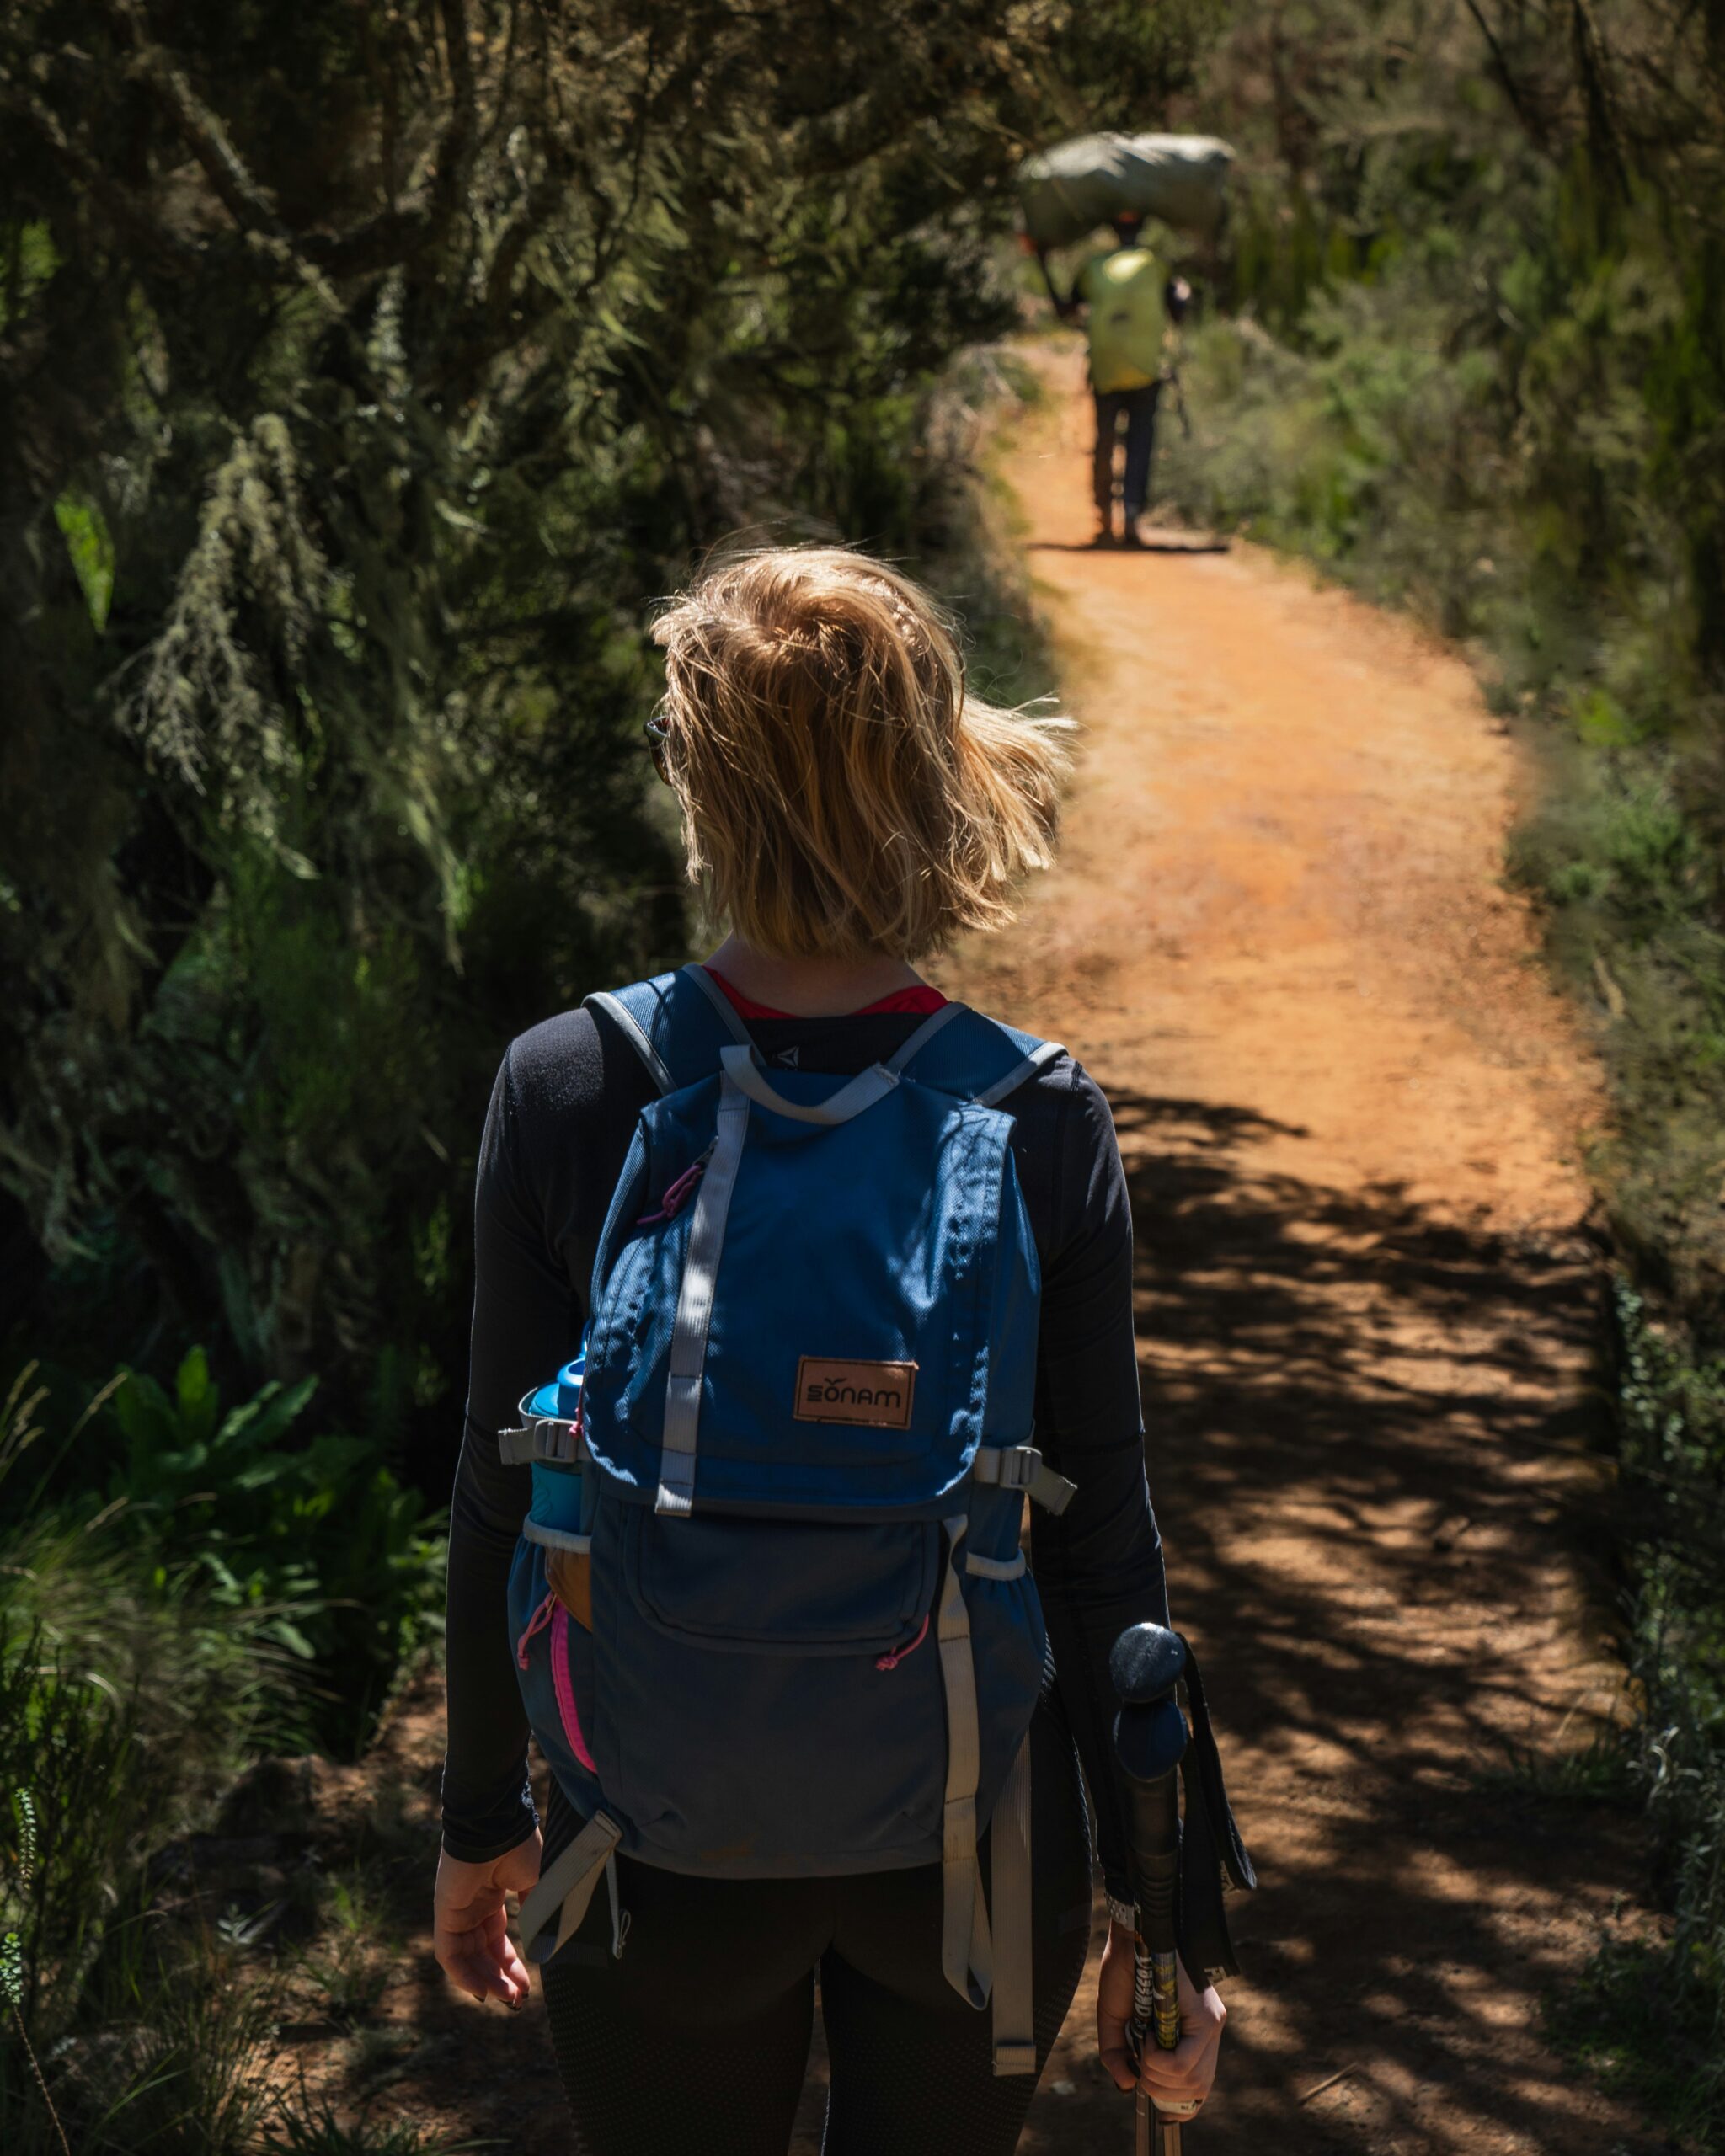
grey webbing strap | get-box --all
[521,1520,592,1556]
[718,1044,897,1127]
[965,1549,1028,1581]
[678,962,754,1044]
[937,1513,992,2010]
[990,1734,1036,2075]
[656,1069,750,1515]
[586,990,676,1096]
[884,1000,967,1075]
[516,1809,623,1963]
[975,1038,1065,1108]
[972,1444,1077,1516]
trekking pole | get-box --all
[1167,364,1194,441]
[1111,1623,1197,2156]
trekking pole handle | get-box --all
[1111,1623,1197,2153]
[1125,1771,1194,2152]
[1130,1940,1183,2156]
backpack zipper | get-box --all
[515,1589,557,1669]
[635,1140,717,1227]
[875,1612,930,1672]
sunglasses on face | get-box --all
[643,711,672,784]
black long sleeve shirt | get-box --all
[442,999,1171,1902]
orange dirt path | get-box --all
[941,350,1656,2153]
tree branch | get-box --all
[1459,0,1548,147]
[93,0,480,281]
[428,0,480,231]
[0,82,202,268]
[99,0,290,239]
[1571,0,1633,200]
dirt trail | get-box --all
[274,355,1659,2154]
[946,350,1655,2153]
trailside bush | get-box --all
[4,1353,445,1757]
[1604,1282,1725,2135]
[0,1354,446,2148]
[103,1350,447,1752]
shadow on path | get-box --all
[1015,1090,1649,2154]
[259,1091,1650,2156]
[1025,536,1233,556]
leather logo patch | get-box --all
[794,1357,917,1428]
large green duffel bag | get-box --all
[1017,133,1234,250]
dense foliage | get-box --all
[1142,0,1725,2132]
[0,0,1207,1433]
[0,6,1207,2147]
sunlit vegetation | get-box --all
[1151,4,1725,2136]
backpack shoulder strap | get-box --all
[589,973,1061,1107]
[887,1004,1065,1107]
[585,963,750,1096]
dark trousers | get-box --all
[1092,384,1162,521]
[540,1691,1093,2155]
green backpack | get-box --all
[1080,248,1169,394]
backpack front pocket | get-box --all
[592,1504,948,1869]
[622,1508,938,1654]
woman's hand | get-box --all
[1097,1921,1226,2116]
[434,1829,542,2008]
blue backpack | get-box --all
[500,965,1077,2073]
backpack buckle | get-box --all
[995,1446,1042,1492]
[972,1444,1077,1514]
[499,1415,587,1469]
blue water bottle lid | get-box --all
[526,1350,585,1422]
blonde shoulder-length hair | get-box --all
[650,547,1073,962]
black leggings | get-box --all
[540,1693,1093,2156]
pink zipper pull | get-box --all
[635,1142,718,1227]
[515,1589,557,1670]
[876,1613,930,1672]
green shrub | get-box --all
[3,1353,446,1757]
[1544,1282,1725,2146]
[0,1349,446,2146]
[101,1350,447,1753]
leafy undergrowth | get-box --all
[1547,1939,1722,2154]
[0,1359,447,2153]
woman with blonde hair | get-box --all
[433,547,1229,2152]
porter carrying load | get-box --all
[1018,132,1235,548]
[1017,132,1234,252]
